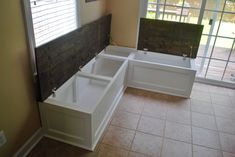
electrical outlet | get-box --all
[0,130,7,147]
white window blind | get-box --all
[30,0,77,47]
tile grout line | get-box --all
[190,99,194,157]
[128,101,144,157]
[160,105,168,157]
[214,105,223,154]
[192,143,223,152]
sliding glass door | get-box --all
[146,0,235,84]
[197,0,235,82]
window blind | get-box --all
[30,0,77,47]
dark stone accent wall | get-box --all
[138,18,203,58]
[35,14,112,101]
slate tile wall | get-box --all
[35,14,111,101]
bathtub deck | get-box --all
[27,83,235,157]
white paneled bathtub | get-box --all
[128,51,196,98]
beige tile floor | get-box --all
[27,83,235,157]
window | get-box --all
[22,0,80,76]
[29,0,78,47]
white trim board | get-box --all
[195,77,235,89]
[13,128,44,157]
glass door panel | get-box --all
[183,0,201,8]
[147,2,157,19]
[229,44,235,61]
[201,11,222,35]
[211,37,233,60]
[147,0,165,19]
[224,0,235,12]
[195,57,209,77]
[206,60,227,80]
[181,8,200,23]
[205,0,226,11]
[218,13,235,38]
[198,35,215,58]
[147,4,157,19]
[163,5,180,21]
[165,0,179,5]
[223,62,235,82]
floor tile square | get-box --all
[220,133,235,153]
[125,87,149,98]
[223,152,235,157]
[137,116,165,136]
[211,94,233,106]
[190,99,214,115]
[166,109,191,125]
[111,110,140,130]
[142,103,167,120]
[228,88,235,97]
[193,145,222,157]
[209,86,230,96]
[216,117,235,135]
[131,132,162,157]
[128,152,148,157]
[165,97,191,111]
[118,95,144,114]
[191,91,211,102]
[97,144,129,157]
[192,127,220,149]
[192,83,210,92]
[214,105,235,120]
[165,121,191,143]
[192,112,217,130]
[102,126,135,149]
[161,139,192,157]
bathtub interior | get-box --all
[48,75,110,111]
[81,57,124,78]
[102,46,135,57]
[133,51,191,68]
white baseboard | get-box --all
[195,77,235,89]
[13,128,44,157]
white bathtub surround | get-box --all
[39,45,196,151]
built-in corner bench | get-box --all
[36,15,203,150]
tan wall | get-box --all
[0,0,41,156]
[0,0,107,157]
[80,0,107,25]
[106,0,140,48]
